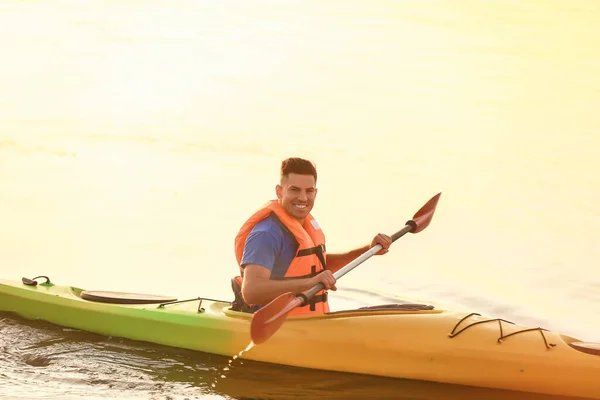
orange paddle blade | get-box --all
[250,292,301,345]
[410,192,441,233]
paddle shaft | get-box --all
[301,222,415,302]
[253,193,440,344]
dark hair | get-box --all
[280,157,317,183]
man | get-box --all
[233,157,392,315]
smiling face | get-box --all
[276,173,318,223]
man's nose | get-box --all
[298,191,308,201]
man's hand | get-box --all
[371,233,392,255]
[310,270,337,291]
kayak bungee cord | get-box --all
[449,312,556,349]
[159,297,232,313]
[22,276,52,286]
[22,275,231,313]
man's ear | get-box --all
[275,184,282,199]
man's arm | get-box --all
[326,246,370,273]
[326,233,393,273]
[242,264,336,305]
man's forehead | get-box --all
[284,173,316,187]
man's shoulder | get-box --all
[252,213,285,233]
[250,213,294,242]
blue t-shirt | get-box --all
[240,213,298,279]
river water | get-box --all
[1,0,599,399]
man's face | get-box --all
[276,173,318,223]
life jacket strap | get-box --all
[308,293,328,311]
[297,292,329,311]
[297,244,326,269]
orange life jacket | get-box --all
[234,200,329,315]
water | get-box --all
[1,0,599,398]
[211,342,254,389]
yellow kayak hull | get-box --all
[1,278,599,398]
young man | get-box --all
[233,157,392,315]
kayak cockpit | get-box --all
[326,303,435,315]
[569,341,600,356]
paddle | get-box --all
[250,192,442,345]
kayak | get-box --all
[1,276,599,399]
